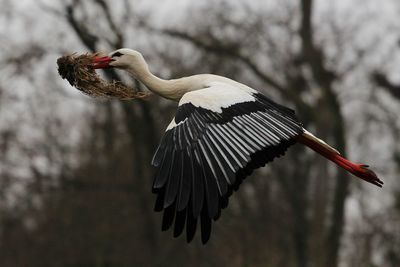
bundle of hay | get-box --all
[57,53,150,100]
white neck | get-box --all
[126,61,188,101]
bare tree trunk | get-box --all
[64,0,160,249]
[299,1,350,266]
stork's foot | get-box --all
[336,156,383,187]
[351,164,383,187]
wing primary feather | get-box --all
[205,131,236,184]
[259,112,294,139]
[181,122,191,147]
[177,149,192,211]
[209,125,245,170]
[252,113,281,143]
[197,140,219,187]
[255,94,300,123]
[185,118,197,141]
[198,139,226,195]
[223,123,256,154]
[192,110,206,128]
[154,187,165,212]
[234,117,266,147]
[186,206,197,242]
[173,208,186,237]
[269,109,303,132]
[254,112,289,142]
[164,150,181,208]
[262,112,298,135]
[244,115,276,144]
[177,124,183,150]
[207,128,239,172]
[151,131,170,166]
[191,147,204,218]
[259,98,301,125]
[151,130,171,167]
[247,114,285,143]
[220,195,229,209]
[229,120,261,150]
[202,134,230,191]
[235,116,267,146]
[215,124,250,162]
[200,206,212,244]
[162,201,176,231]
[262,112,294,137]
[172,124,179,150]
[153,146,173,189]
[197,148,219,219]
[175,149,185,211]
[190,111,206,138]
[240,115,275,145]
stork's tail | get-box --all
[297,130,383,187]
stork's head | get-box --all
[92,48,146,70]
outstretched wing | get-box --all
[151,82,304,243]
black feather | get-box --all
[164,150,181,208]
[201,137,228,196]
[186,210,197,243]
[153,146,173,190]
[162,201,176,231]
[173,208,186,237]
[176,149,192,211]
[198,148,219,219]
[191,148,204,218]
[154,187,165,212]
[200,206,212,244]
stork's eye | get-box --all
[111,52,123,58]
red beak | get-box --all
[92,56,114,69]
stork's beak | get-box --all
[92,56,114,69]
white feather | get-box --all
[179,82,256,113]
[166,118,186,130]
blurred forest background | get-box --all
[0,0,400,266]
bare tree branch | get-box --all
[372,72,400,99]
[65,3,98,52]
[158,28,316,117]
[160,29,286,92]
[94,0,124,48]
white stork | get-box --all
[92,48,383,244]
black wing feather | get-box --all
[186,206,198,242]
[200,205,212,244]
[176,149,192,211]
[191,149,204,218]
[162,200,176,231]
[163,150,180,208]
[198,147,220,219]
[153,145,172,189]
[173,208,186,237]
